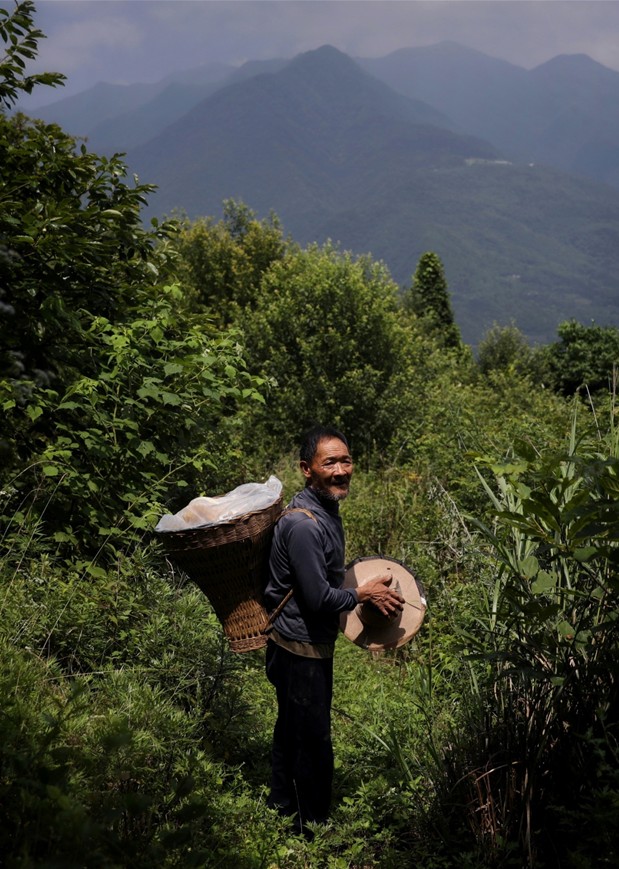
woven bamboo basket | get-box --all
[157,497,283,652]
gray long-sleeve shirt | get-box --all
[264,486,359,644]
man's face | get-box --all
[301,437,354,501]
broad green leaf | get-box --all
[26,404,43,421]
[135,441,154,459]
[520,554,539,578]
[557,620,575,640]
[573,546,599,562]
[531,571,556,594]
[85,564,108,579]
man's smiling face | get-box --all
[301,436,354,501]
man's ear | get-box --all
[300,460,312,481]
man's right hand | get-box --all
[356,574,404,617]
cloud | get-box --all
[33,4,144,79]
[24,0,619,105]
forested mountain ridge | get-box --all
[125,44,619,346]
[23,42,619,345]
[30,39,619,190]
[361,42,619,188]
[127,44,486,223]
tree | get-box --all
[0,8,265,555]
[403,251,461,348]
[0,0,65,110]
[173,200,289,320]
[544,320,619,396]
[0,113,177,391]
[239,243,409,459]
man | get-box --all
[263,424,403,837]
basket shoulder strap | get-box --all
[264,507,317,630]
[277,506,317,523]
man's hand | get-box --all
[356,574,405,617]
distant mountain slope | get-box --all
[528,54,619,187]
[127,45,488,228]
[28,81,164,136]
[26,62,235,147]
[312,162,619,345]
[361,43,619,188]
[86,82,223,152]
[24,43,619,345]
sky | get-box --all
[14,0,619,107]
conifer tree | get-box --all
[404,251,461,348]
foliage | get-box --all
[385,351,571,517]
[543,319,619,396]
[0,536,288,868]
[448,410,619,866]
[403,251,461,348]
[0,87,266,556]
[476,321,548,382]
[239,242,411,460]
[0,0,65,109]
[172,200,289,320]
[0,109,175,391]
[2,283,264,556]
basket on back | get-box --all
[157,497,283,652]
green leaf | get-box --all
[53,531,74,543]
[573,546,598,563]
[137,441,155,457]
[557,620,575,640]
[520,554,539,578]
[85,564,108,579]
[26,404,43,422]
[531,571,556,594]
[42,465,60,476]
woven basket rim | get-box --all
[155,499,282,537]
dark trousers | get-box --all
[265,640,334,831]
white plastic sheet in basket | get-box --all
[155,475,283,532]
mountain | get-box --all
[85,82,223,152]
[27,81,164,137]
[24,43,619,345]
[127,45,486,227]
[527,54,619,187]
[25,62,235,149]
[29,41,619,189]
[360,43,619,188]
[121,45,619,345]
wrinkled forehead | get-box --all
[312,437,352,463]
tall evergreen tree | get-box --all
[404,251,461,348]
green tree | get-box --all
[0,9,265,555]
[403,251,461,348]
[477,322,533,375]
[0,0,65,109]
[240,243,409,459]
[173,200,289,321]
[544,319,619,396]
[0,112,177,395]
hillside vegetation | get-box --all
[3,5,619,867]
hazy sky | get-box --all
[18,0,619,107]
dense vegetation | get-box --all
[3,5,619,867]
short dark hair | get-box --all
[299,425,349,465]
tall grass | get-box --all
[444,404,619,866]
